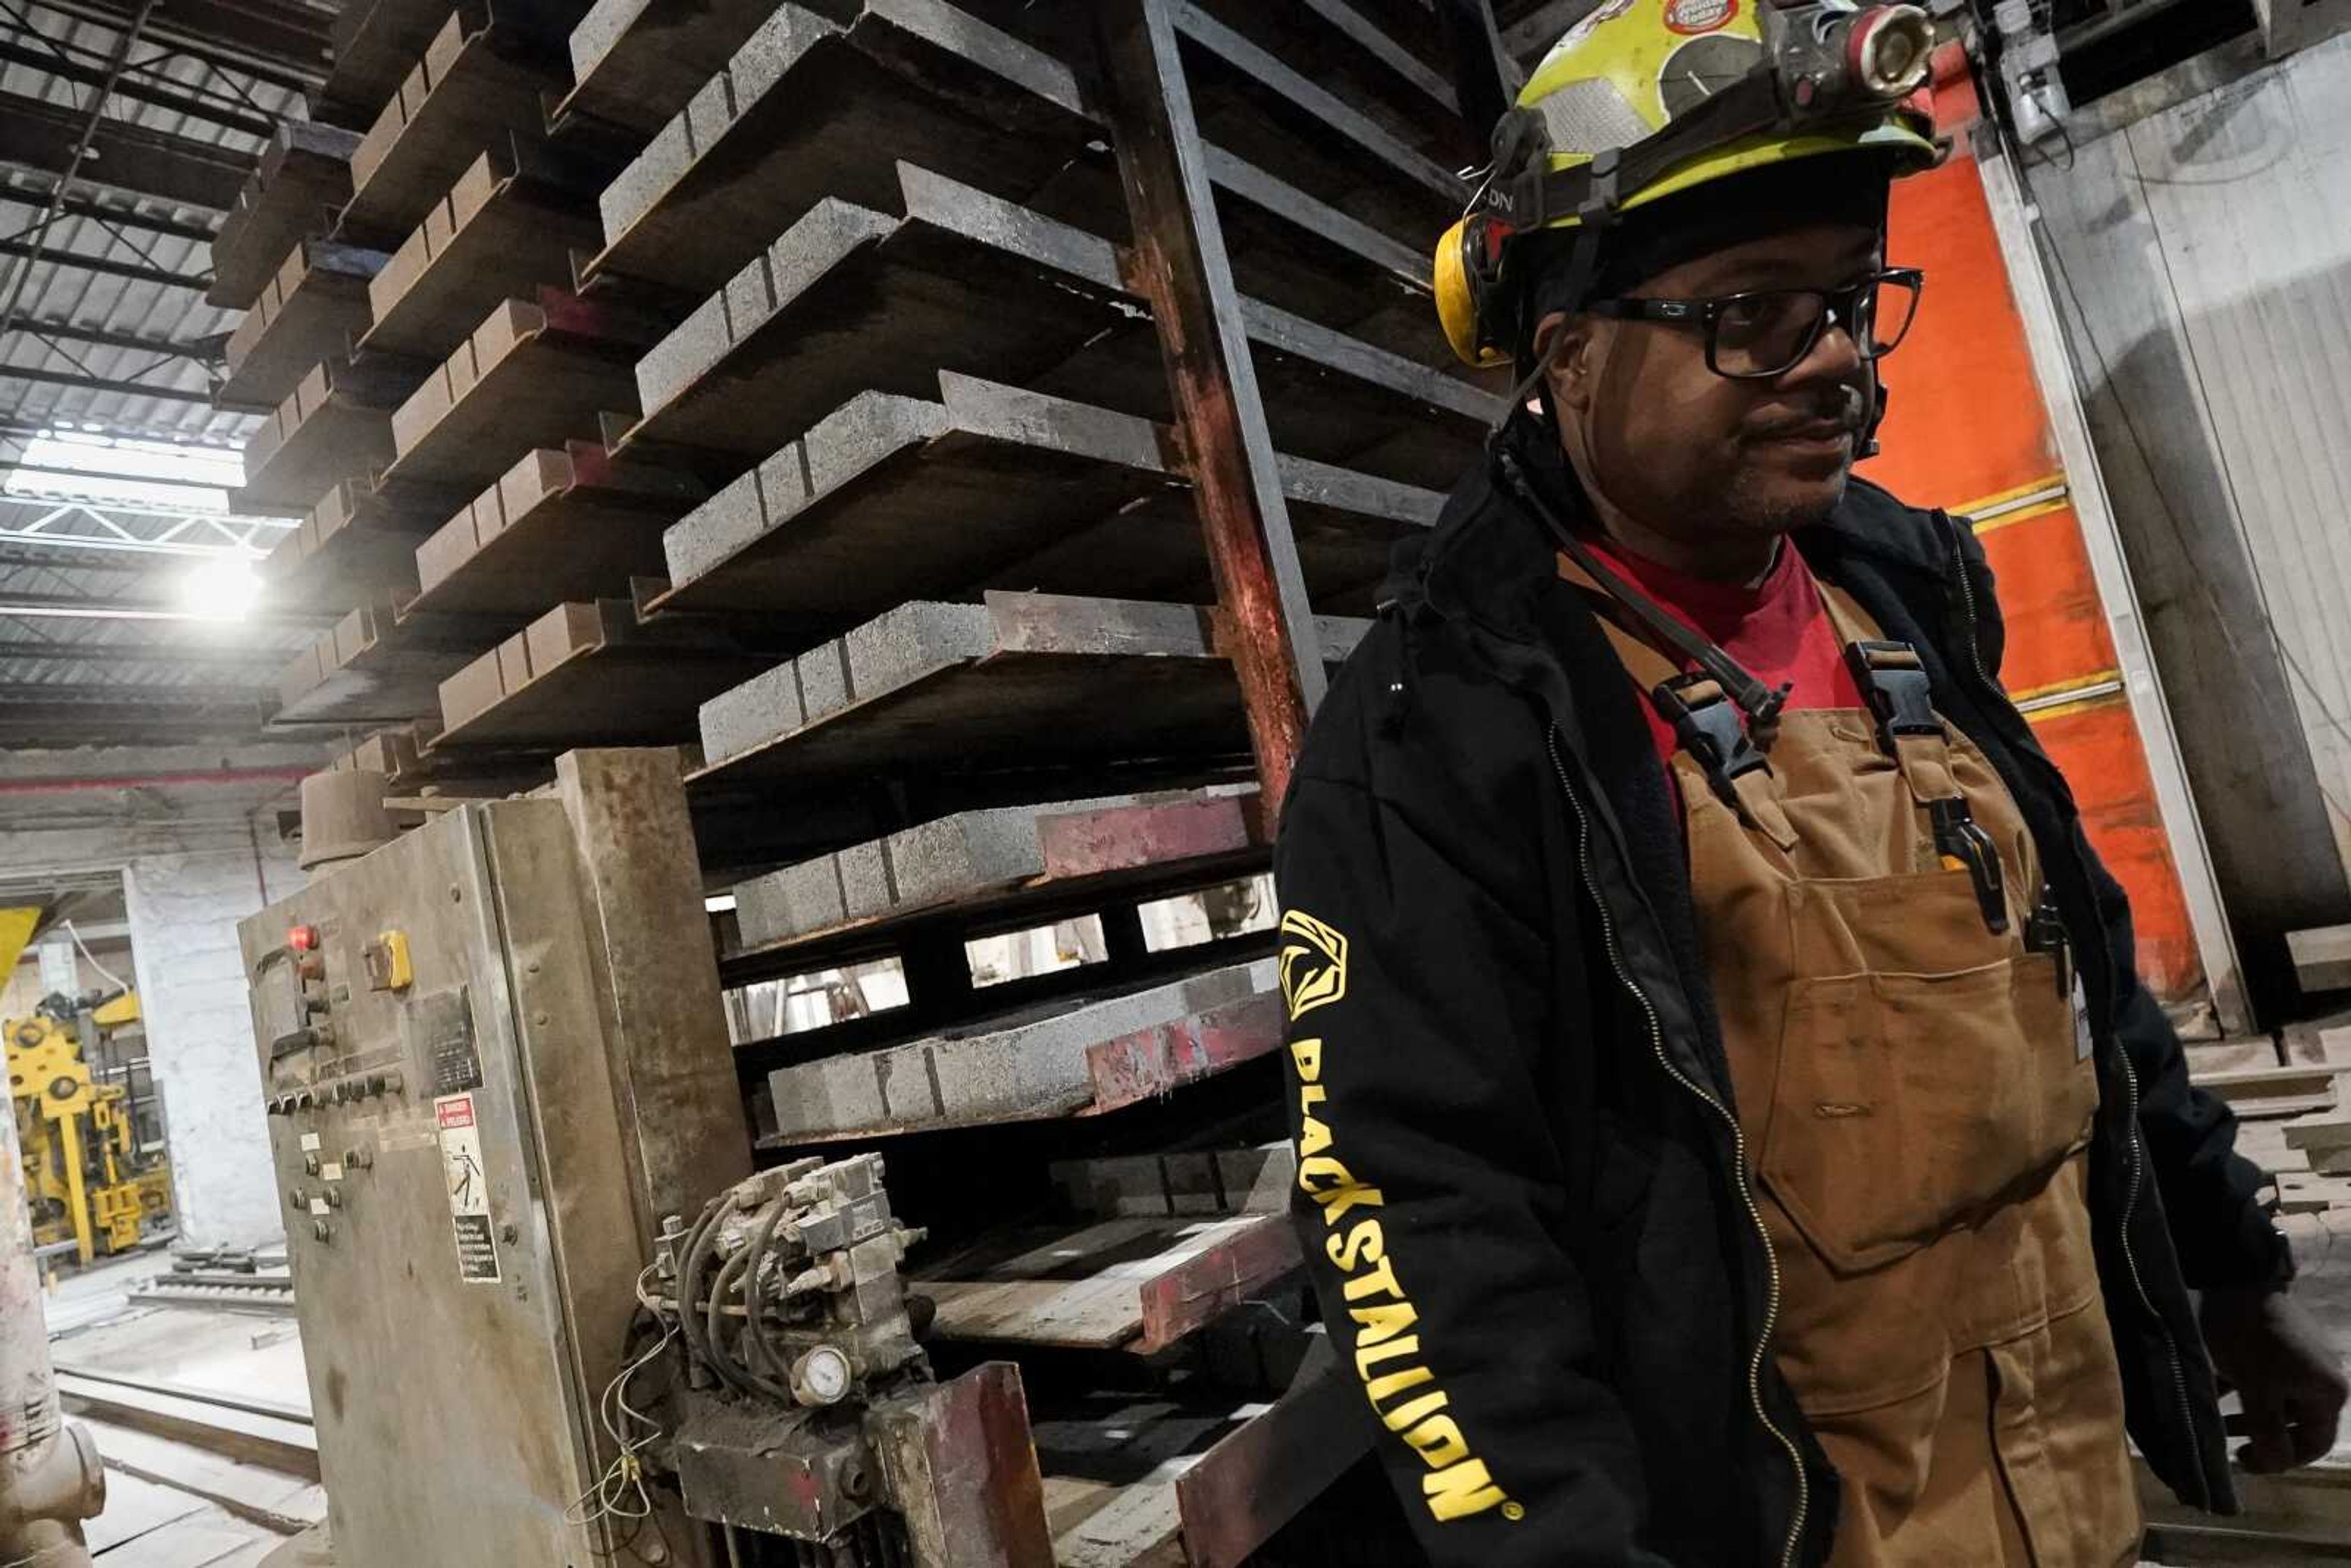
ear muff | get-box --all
[1435,211,1518,370]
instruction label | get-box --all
[434,1093,501,1284]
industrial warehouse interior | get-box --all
[2,0,2351,1563]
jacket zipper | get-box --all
[1941,516,2208,1507]
[1548,727,1809,1568]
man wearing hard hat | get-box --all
[1274,3,2344,1564]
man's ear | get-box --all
[1532,310,1596,414]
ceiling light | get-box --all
[178,557,263,621]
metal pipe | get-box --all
[0,1070,105,1565]
[0,767,313,796]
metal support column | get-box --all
[1097,0,1325,820]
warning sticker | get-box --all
[1663,0,1736,34]
[433,1093,501,1284]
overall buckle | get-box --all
[1843,639,1942,754]
[1651,674,1770,803]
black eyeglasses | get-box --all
[1582,268,1925,381]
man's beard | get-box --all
[1720,462,1853,535]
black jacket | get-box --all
[1275,445,2292,1568]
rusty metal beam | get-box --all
[0,366,213,405]
[14,319,222,362]
[0,239,208,291]
[1098,0,1324,821]
[33,0,328,89]
[0,638,282,672]
[0,88,254,213]
[0,187,219,246]
[0,39,278,140]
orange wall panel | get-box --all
[1976,508,2120,697]
[1863,148,2205,1003]
[2027,700,2203,997]
[1867,157,2061,509]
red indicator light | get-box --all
[288,925,318,953]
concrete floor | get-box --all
[42,1252,318,1566]
[40,1204,2351,1567]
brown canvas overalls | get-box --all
[1573,556,2142,1565]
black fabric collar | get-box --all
[1392,424,1954,645]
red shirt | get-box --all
[1579,536,1864,766]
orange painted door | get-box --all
[1864,133,2202,1001]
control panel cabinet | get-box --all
[241,800,657,1567]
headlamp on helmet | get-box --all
[1433,0,1941,369]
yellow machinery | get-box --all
[0,907,173,1267]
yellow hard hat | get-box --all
[1438,0,1941,367]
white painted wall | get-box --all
[2035,34,2351,879]
[0,818,302,1248]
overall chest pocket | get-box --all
[1758,909,2097,1276]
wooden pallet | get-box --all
[2195,1063,2342,1121]
[690,591,1367,792]
[260,477,458,612]
[361,145,605,362]
[584,0,1099,297]
[209,124,364,311]
[219,239,391,413]
[233,359,418,517]
[2285,1114,2351,1177]
[381,290,659,492]
[726,787,1268,959]
[913,1141,1302,1355]
[555,0,820,133]
[317,0,463,126]
[917,1212,1296,1355]
[274,601,487,727]
[340,9,561,243]
[653,374,1177,613]
[623,163,1499,488]
[431,598,779,748]
[406,442,703,618]
[760,956,1278,1143]
[2292,924,2351,995]
[621,166,1142,464]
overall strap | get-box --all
[1816,580,2009,934]
[1563,554,1799,851]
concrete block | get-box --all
[722,252,774,342]
[839,599,991,707]
[697,658,802,765]
[795,637,853,724]
[602,114,692,240]
[798,390,948,498]
[836,839,893,921]
[737,855,847,950]
[636,287,732,418]
[662,460,772,588]
[768,958,1276,1139]
[730,4,836,110]
[569,0,650,81]
[887,806,1048,909]
[763,198,896,323]
[685,71,735,159]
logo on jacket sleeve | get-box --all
[1280,909,1349,1022]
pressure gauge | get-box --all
[790,1345,853,1408]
